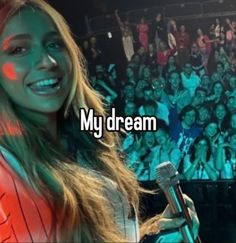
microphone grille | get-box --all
[156,161,179,190]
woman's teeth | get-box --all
[28,78,62,95]
[31,78,59,87]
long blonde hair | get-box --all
[0,0,141,241]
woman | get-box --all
[156,41,175,75]
[196,28,212,55]
[196,28,212,67]
[136,17,149,51]
[115,9,134,62]
[183,136,219,181]
[212,102,230,135]
[203,120,221,154]
[166,71,191,113]
[206,81,226,105]
[0,0,199,242]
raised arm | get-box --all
[115,9,123,28]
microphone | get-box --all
[156,161,201,243]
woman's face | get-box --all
[215,104,226,120]
[196,139,208,153]
[143,132,155,148]
[0,8,72,118]
[205,123,218,137]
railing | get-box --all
[139,180,236,243]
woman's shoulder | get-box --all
[0,146,55,242]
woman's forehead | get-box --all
[0,7,57,41]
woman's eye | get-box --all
[48,41,65,50]
[9,46,27,55]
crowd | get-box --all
[81,13,236,182]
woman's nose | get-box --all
[36,52,58,70]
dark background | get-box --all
[47,0,214,37]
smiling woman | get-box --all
[0,6,72,121]
[0,1,199,243]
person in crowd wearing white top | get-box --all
[181,62,201,97]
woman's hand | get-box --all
[140,195,199,242]
[156,194,199,242]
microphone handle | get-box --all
[164,185,201,243]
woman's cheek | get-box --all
[2,62,17,81]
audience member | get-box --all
[136,17,149,51]
[183,136,219,181]
[181,62,201,97]
[115,10,134,61]
[170,105,201,155]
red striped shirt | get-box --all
[0,153,54,242]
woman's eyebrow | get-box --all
[2,34,31,50]
[44,31,61,40]
[1,31,61,50]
